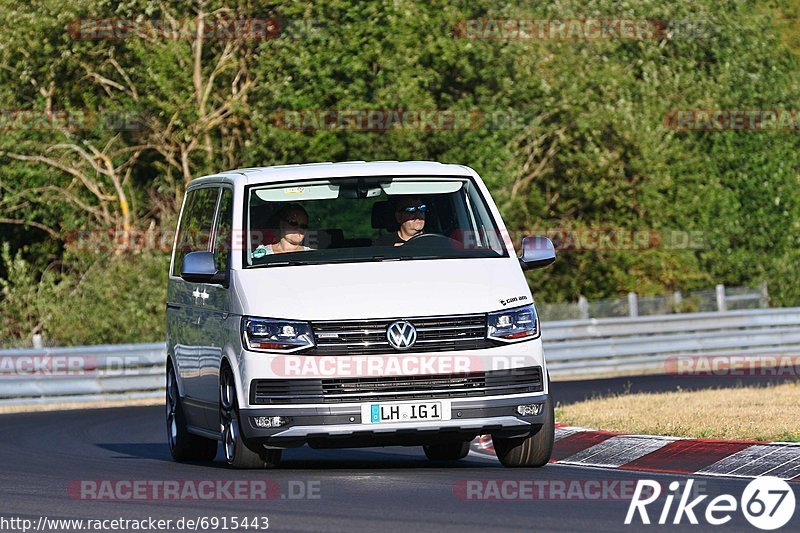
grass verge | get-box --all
[555,382,800,442]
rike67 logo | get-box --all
[626,477,795,530]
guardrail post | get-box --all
[716,284,727,312]
[673,291,682,312]
[628,292,639,317]
[759,281,769,308]
[578,295,589,320]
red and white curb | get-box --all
[472,426,800,481]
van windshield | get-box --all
[243,176,508,267]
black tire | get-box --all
[220,366,282,469]
[492,397,554,468]
[166,363,218,462]
[423,439,471,461]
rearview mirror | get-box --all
[340,185,382,199]
[519,236,556,270]
[181,251,227,285]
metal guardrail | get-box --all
[1,307,799,404]
[539,283,769,320]
[0,343,166,405]
[544,307,800,375]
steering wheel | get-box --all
[403,233,459,248]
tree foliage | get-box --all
[1,0,799,345]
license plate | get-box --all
[364,401,450,424]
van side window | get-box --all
[172,187,220,277]
[213,188,233,272]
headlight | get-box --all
[243,317,315,353]
[487,304,539,342]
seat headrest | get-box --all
[371,201,395,230]
[307,228,343,249]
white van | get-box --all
[166,161,556,468]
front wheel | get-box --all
[166,363,217,462]
[492,397,554,468]
[423,439,471,461]
[220,366,282,469]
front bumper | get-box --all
[239,393,550,449]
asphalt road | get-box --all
[1,406,792,532]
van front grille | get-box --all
[307,313,494,355]
[250,366,543,404]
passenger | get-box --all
[374,196,427,246]
[252,203,313,258]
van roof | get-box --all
[188,161,476,188]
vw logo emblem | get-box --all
[386,320,417,350]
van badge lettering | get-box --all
[386,321,417,350]
[192,288,209,304]
[499,295,528,306]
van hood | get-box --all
[232,258,532,320]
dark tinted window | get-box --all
[213,188,234,272]
[244,177,506,267]
[171,187,220,276]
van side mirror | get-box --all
[519,236,556,270]
[181,251,228,285]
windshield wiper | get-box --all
[317,256,391,264]
[255,257,385,267]
[399,255,446,260]
[340,255,445,262]
[250,254,467,268]
[252,260,312,268]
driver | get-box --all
[374,196,426,246]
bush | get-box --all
[0,243,57,347]
[44,253,169,346]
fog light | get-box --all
[516,404,543,416]
[252,416,288,428]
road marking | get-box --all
[559,435,677,468]
[474,427,800,480]
[467,449,498,462]
[759,453,800,479]
[551,430,617,462]
[555,426,587,441]
[619,439,754,475]
[698,444,800,479]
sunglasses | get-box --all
[283,219,308,229]
[397,204,428,214]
